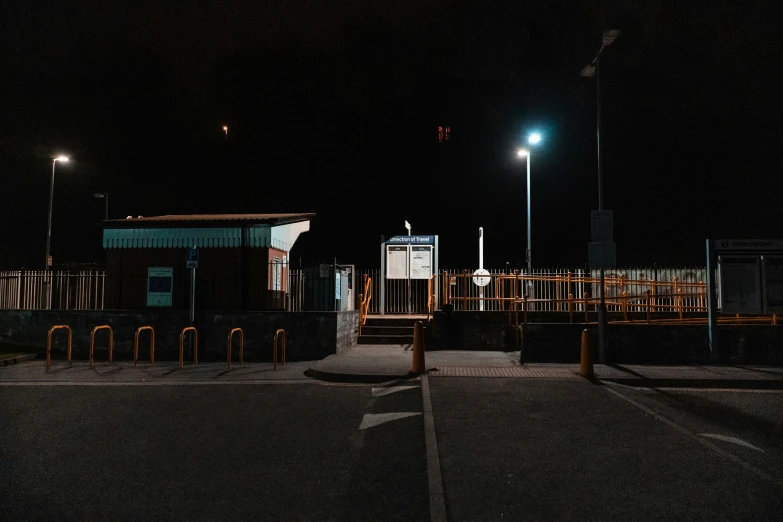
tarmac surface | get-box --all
[1,354,782,521]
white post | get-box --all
[405,221,412,314]
[479,227,484,311]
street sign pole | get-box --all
[380,236,385,315]
[590,210,613,364]
[706,239,718,361]
[596,55,608,364]
[479,227,484,311]
[186,247,199,358]
[405,221,412,315]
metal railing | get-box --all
[0,269,105,310]
[179,327,198,369]
[227,328,244,369]
[46,325,72,370]
[89,325,114,367]
[134,326,155,367]
[427,275,437,321]
[444,271,711,316]
[359,275,372,335]
[351,266,718,315]
[273,328,286,370]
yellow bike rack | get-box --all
[134,326,155,368]
[179,327,198,369]
[46,325,72,370]
[273,329,286,370]
[89,325,114,368]
[227,328,244,369]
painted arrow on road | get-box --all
[359,412,422,430]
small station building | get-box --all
[102,213,313,310]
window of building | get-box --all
[272,257,282,291]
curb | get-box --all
[305,367,415,384]
[600,377,783,390]
[0,354,38,366]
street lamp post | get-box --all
[517,132,542,300]
[94,193,109,220]
[581,29,620,363]
[45,155,69,308]
[516,149,533,274]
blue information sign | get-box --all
[186,248,199,269]
[386,235,435,245]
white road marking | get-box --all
[641,387,783,394]
[422,375,447,522]
[371,385,418,397]
[699,434,765,452]
[602,385,783,488]
[358,412,421,430]
[0,379,328,386]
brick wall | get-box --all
[336,310,359,352]
[0,310,358,362]
[430,310,783,364]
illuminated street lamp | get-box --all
[222,125,228,138]
[44,155,69,307]
[46,156,69,269]
[516,132,542,275]
[582,29,621,363]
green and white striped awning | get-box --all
[102,226,284,249]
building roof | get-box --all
[104,213,314,226]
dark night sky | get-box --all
[2,0,782,269]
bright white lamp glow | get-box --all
[55,156,69,162]
[528,133,542,145]
[517,149,529,158]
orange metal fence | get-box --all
[444,271,710,316]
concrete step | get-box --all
[360,326,414,336]
[364,316,423,327]
[357,335,414,345]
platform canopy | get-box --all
[102,213,313,250]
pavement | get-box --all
[1,349,783,521]
[0,341,37,365]
[307,345,783,387]
[307,345,524,381]
[0,360,314,382]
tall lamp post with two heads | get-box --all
[581,29,621,363]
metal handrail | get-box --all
[427,274,437,321]
[179,327,198,369]
[359,275,372,335]
[89,325,114,368]
[46,324,72,370]
[227,328,244,369]
[134,326,155,368]
[273,328,286,370]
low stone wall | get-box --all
[430,311,783,364]
[0,310,359,362]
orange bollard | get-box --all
[412,321,425,374]
[580,329,594,378]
